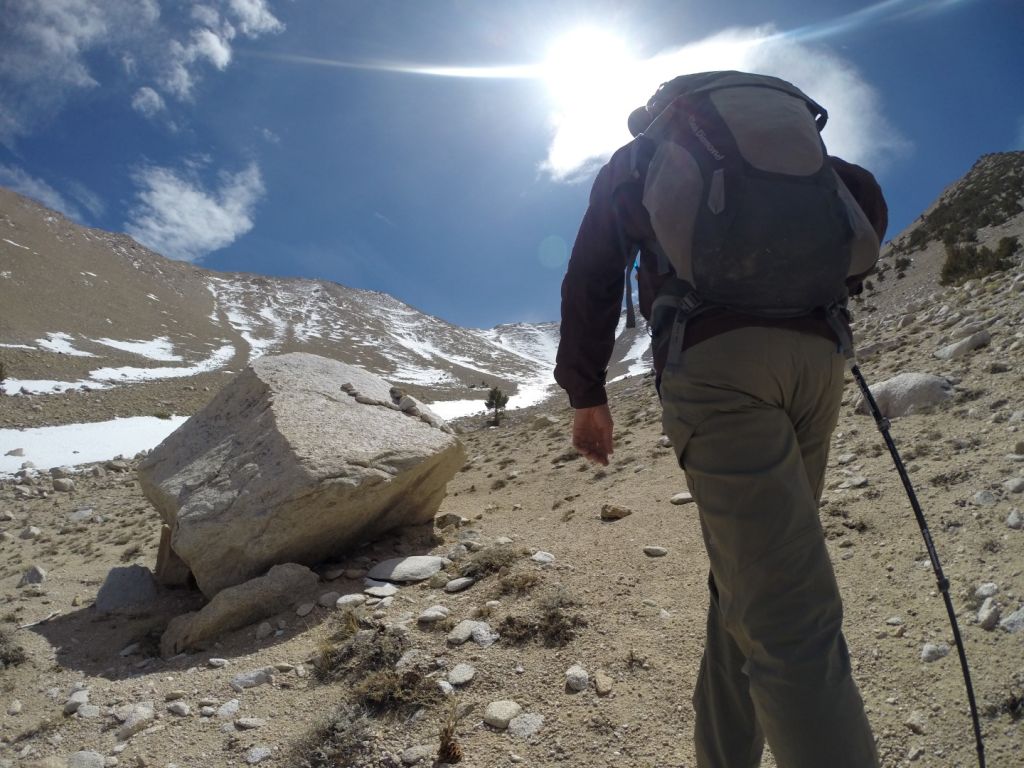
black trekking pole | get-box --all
[849,360,985,768]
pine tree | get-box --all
[485,386,509,426]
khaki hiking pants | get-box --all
[659,326,879,768]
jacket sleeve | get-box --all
[554,152,634,409]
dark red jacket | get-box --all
[554,144,888,409]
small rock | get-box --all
[4,448,24,457]
[363,582,399,598]
[64,689,90,715]
[7,699,22,715]
[435,513,466,529]
[230,667,275,692]
[336,593,367,609]
[530,551,555,564]
[318,591,342,607]
[565,664,589,692]
[594,670,613,696]
[19,526,41,540]
[1004,477,1024,494]
[444,577,475,593]
[999,605,1024,633]
[1008,509,1023,530]
[970,490,997,507]
[217,699,240,719]
[52,478,75,492]
[670,492,694,505]
[165,690,187,701]
[367,556,446,583]
[657,435,672,448]
[484,700,522,729]
[977,598,1001,630]
[934,330,990,360]
[507,712,544,740]
[17,565,47,587]
[920,642,949,662]
[600,504,632,521]
[246,746,272,764]
[643,546,668,557]
[67,752,105,768]
[235,717,266,730]
[975,582,998,599]
[117,701,155,740]
[417,605,450,624]
[166,701,190,716]
[401,744,435,765]
[255,622,273,640]
[295,602,314,617]
[839,476,869,489]
[208,657,229,668]
[448,663,476,686]
[904,710,927,735]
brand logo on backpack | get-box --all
[688,115,724,161]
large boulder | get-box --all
[139,353,465,597]
[854,372,953,418]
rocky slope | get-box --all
[1,154,1022,767]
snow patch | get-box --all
[36,332,96,357]
[89,344,235,382]
[2,238,29,250]
[93,336,183,362]
[1,378,112,395]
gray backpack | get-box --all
[630,71,879,356]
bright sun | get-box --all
[542,27,635,104]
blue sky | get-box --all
[1,0,1021,328]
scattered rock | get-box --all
[367,556,446,583]
[448,663,476,686]
[904,710,927,735]
[444,577,475,593]
[235,717,266,730]
[230,667,276,692]
[977,599,1001,630]
[246,746,272,764]
[52,478,75,492]
[117,701,155,740]
[970,490,998,507]
[167,701,190,716]
[17,565,47,587]
[295,602,315,617]
[63,689,90,716]
[855,373,953,418]
[18,526,41,540]
[507,712,544,740]
[999,605,1024,633]
[669,492,694,505]
[594,670,614,696]
[920,642,949,662]
[447,620,498,647]
[484,700,522,729]
[530,551,555,564]
[95,565,158,616]
[336,593,367,609]
[643,546,668,557]
[1008,509,1023,530]
[401,744,435,765]
[364,581,399,598]
[318,591,342,607]
[934,330,991,360]
[1004,477,1024,494]
[67,752,104,768]
[417,605,450,624]
[600,504,632,521]
[565,664,589,692]
[161,563,318,656]
[217,699,240,719]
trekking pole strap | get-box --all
[849,361,986,768]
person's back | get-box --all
[556,70,887,767]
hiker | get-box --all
[555,71,888,767]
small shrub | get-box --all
[351,669,441,714]
[458,545,519,579]
[154,411,173,420]
[0,628,27,668]
[293,703,374,768]
[498,570,540,597]
[940,237,1018,285]
[485,386,509,426]
[314,620,403,683]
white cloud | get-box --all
[66,180,107,218]
[0,164,82,219]
[229,0,285,37]
[126,161,265,262]
[131,86,166,117]
[0,1,283,143]
[542,27,908,180]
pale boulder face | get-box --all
[855,372,954,419]
[139,353,465,598]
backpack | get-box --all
[629,71,880,358]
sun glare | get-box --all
[542,27,634,102]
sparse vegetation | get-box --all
[350,668,441,714]
[457,544,520,579]
[498,587,587,647]
[293,703,374,768]
[485,386,509,426]
[313,614,401,683]
[0,628,27,668]
[940,236,1019,285]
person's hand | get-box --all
[572,404,614,466]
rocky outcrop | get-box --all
[139,353,465,597]
[855,372,954,418]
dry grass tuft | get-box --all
[292,702,374,768]
[457,545,520,579]
[351,669,441,714]
[0,628,27,668]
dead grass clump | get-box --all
[351,669,442,714]
[313,617,405,683]
[0,628,27,668]
[498,570,540,597]
[497,588,587,648]
[293,702,374,768]
[458,545,520,579]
